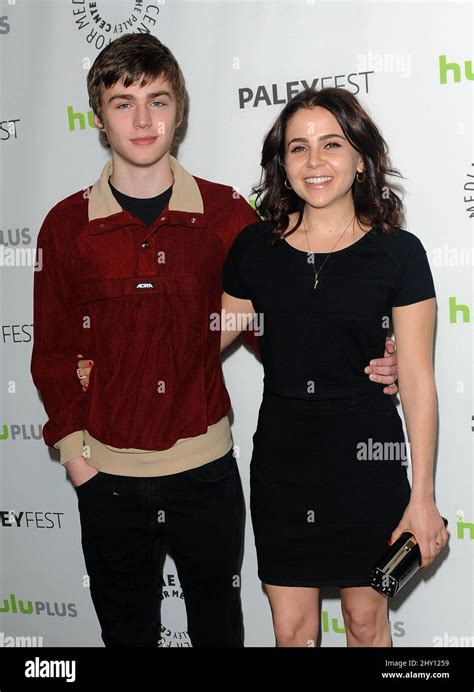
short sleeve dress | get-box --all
[222,220,436,587]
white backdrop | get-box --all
[0,0,473,648]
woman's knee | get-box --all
[342,600,389,644]
[273,614,316,647]
[265,585,319,647]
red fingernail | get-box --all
[89,361,93,365]
[387,539,392,545]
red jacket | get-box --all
[31,155,259,452]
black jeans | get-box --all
[76,449,245,647]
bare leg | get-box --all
[264,584,320,648]
[340,586,392,647]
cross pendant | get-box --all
[313,276,319,290]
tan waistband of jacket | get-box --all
[81,416,233,477]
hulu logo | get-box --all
[457,511,474,540]
[319,611,404,638]
[449,297,470,323]
[321,610,346,634]
[67,106,96,132]
[0,594,33,615]
[439,54,474,84]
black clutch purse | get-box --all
[369,517,448,597]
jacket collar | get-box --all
[88,154,204,225]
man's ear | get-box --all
[93,113,105,130]
[175,113,183,130]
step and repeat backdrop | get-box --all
[0,0,473,648]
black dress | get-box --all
[222,221,436,588]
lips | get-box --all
[304,176,334,189]
[130,136,158,145]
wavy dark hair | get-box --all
[252,87,405,242]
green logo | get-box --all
[439,54,474,84]
[457,511,474,539]
[449,297,470,323]
[67,106,96,132]
[0,594,33,615]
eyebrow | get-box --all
[287,134,346,147]
[108,90,172,104]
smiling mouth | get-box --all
[304,176,334,184]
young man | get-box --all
[31,33,398,648]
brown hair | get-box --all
[87,33,186,148]
[252,87,405,242]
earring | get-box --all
[356,171,365,183]
[284,177,292,190]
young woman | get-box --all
[221,87,447,647]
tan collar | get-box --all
[88,154,204,221]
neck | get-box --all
[303,197,357,236]
[109,151,174,198]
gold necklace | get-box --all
[303,215,356,289]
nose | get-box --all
[307,149,323,168]
[134,105,151,129]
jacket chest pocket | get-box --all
[72,274,220,304]
[70,276,220,346]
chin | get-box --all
[126,148,168,165]
[298,191,335,207]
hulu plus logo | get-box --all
[0,594,77,617]
[439,54,474,84]
[0,424,42,441]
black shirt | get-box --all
[109,180,173,227]
[222,220,436,400]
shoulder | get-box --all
[194,175,260,246]
[229,219,275,252]
[49,188,89,218]
[194,175,256,217]
[368,226,429,262]
[38,188,88,243]
[194,174,235,202]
